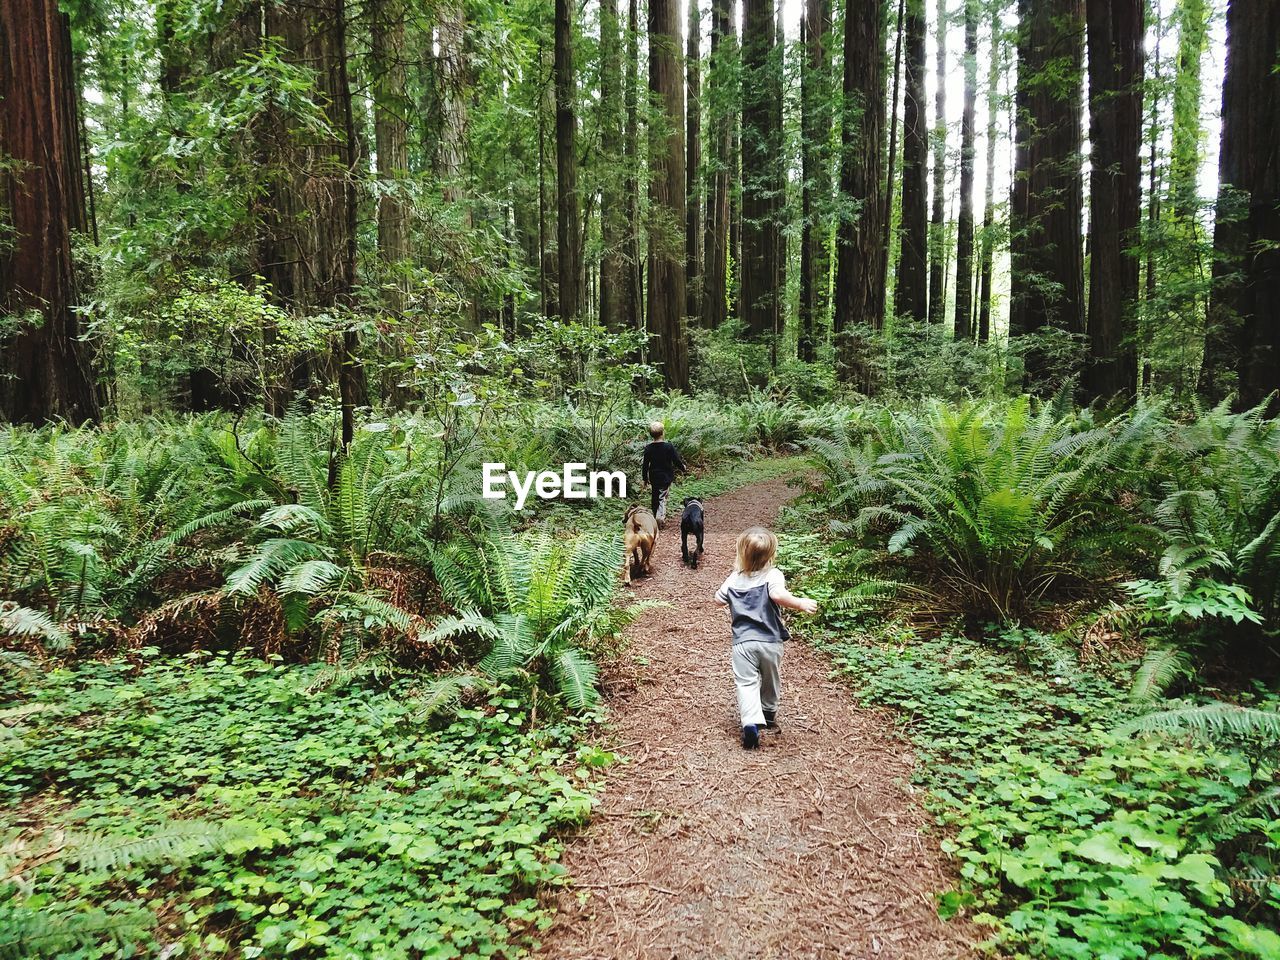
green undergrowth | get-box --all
[776,512,1280,960]
[0,652,608,959]
[814,624,1280,958]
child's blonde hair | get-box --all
[648,420,665,440]
[735,526,778,573]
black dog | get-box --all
[680,498,705,569]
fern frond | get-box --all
[1128,647,1193,704]
[1120,701,1280,743]
[0,603,70,651]
[0,906,151,960]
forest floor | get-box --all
[539,475,972,959]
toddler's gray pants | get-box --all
[732,640,783,727]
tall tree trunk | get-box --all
[976,7,1001,343]
[372,0,410,287]
[0,0,99,424]
[741,0,782,339]
[554,0,582,318]
[834,0,886,387]
[1083,0,1142,403]
[438,1,469,209]
[1009,0,1085,392]
[648,0,690,388]
[256,0,362,420]
[800,0,833,361]
[953,0,977,339]
[1202,0,1280,408]
[1141,22,1162,391]
[600,0,626,327]
[927,0,947,324]
[703,0,735,330]
[686,0,703,321]
[895,0,928,322]
[623,0,642,332]
[880,0,904,324]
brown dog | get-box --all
[622,504,659,585]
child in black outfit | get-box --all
[641,421,685,526]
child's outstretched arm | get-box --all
[770,585,819,615]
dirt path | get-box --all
[540,477,971,959]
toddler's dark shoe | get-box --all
[762,711,778,729]
[741,724,760,749]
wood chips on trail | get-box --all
[539,477,972,959]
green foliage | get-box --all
[0,653,600,958]
[820,628,1280,959]
[1143,398,1280,636]
[809,397,1159,619]
[427,528,635,711]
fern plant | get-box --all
[423,528,638,711]
[812,398,1160,620]
[1144,398,1280,636]
[0,819,252,959]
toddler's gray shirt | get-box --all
[715,567,791,646]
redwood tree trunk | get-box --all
[1202,0,1280,409]
[977,7,1001,343]
[600,0,626,328]
[895,0,928,322]
[1009,0,1085,392]
[741,0,782,340]
[256,0,362,420]
[555,0,582,318]
[927,0,947,325]
[686,0,702,322]
[0,0,99,424]
[624,0,642,332]
[953,0,978,340]
[372,0,410,285]
[702,0,735,330]
[648,0,690,389]
[1084,0,1143,403]
[799,0,832,361]
[834,0,886,387]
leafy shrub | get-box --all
[0,653,600,959]
[425,527,637,712]
[1143,398,1280,638]
[821,628,1280,959]
[810,397,1160,620]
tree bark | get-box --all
[1009,0,1085,392]
[554,0,582,318]
[741,0,782,340]
[1202,0,1280,409]
[880,0,904,324]
[600,0,626,327]
[953,0,978,339]
[372,0,410,286]
[703,0,735,330]
[686,0,703,322]
[0,0,99,424]
[648,0,690,389]
[977,7,1001,343]
[895,0,928,322]
[927,0,947,325]
[1083,0,1142,403]
[623,0,642,332]
[800,0,833,361]
[255,0,362,418]
[834,0,886,387]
